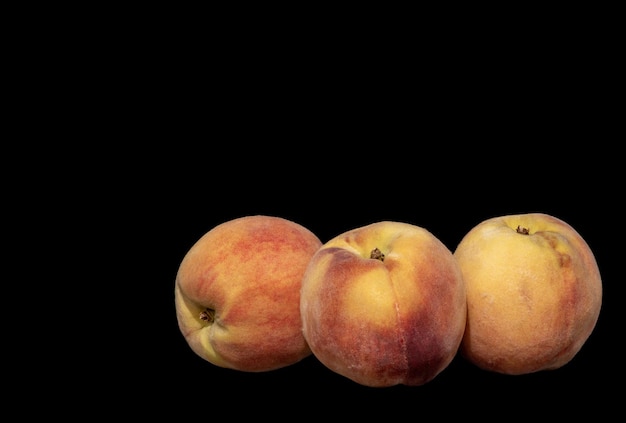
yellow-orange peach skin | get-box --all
[454,213,602,375]
[175,215,322,372]
[300,221,467,387]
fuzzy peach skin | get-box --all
[454,213,602,375]
[300,221,467,387]
[174,215,322,372]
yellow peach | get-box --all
[300,221,467,387]
[454,212,602,375]
[175,215,322,372]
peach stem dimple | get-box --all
[199,308,215,324]
[370,248,385,261]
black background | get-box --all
[11,13,622,419]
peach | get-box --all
[453,212,602,375]
[300,221,467,387]
[174,215,322,372]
